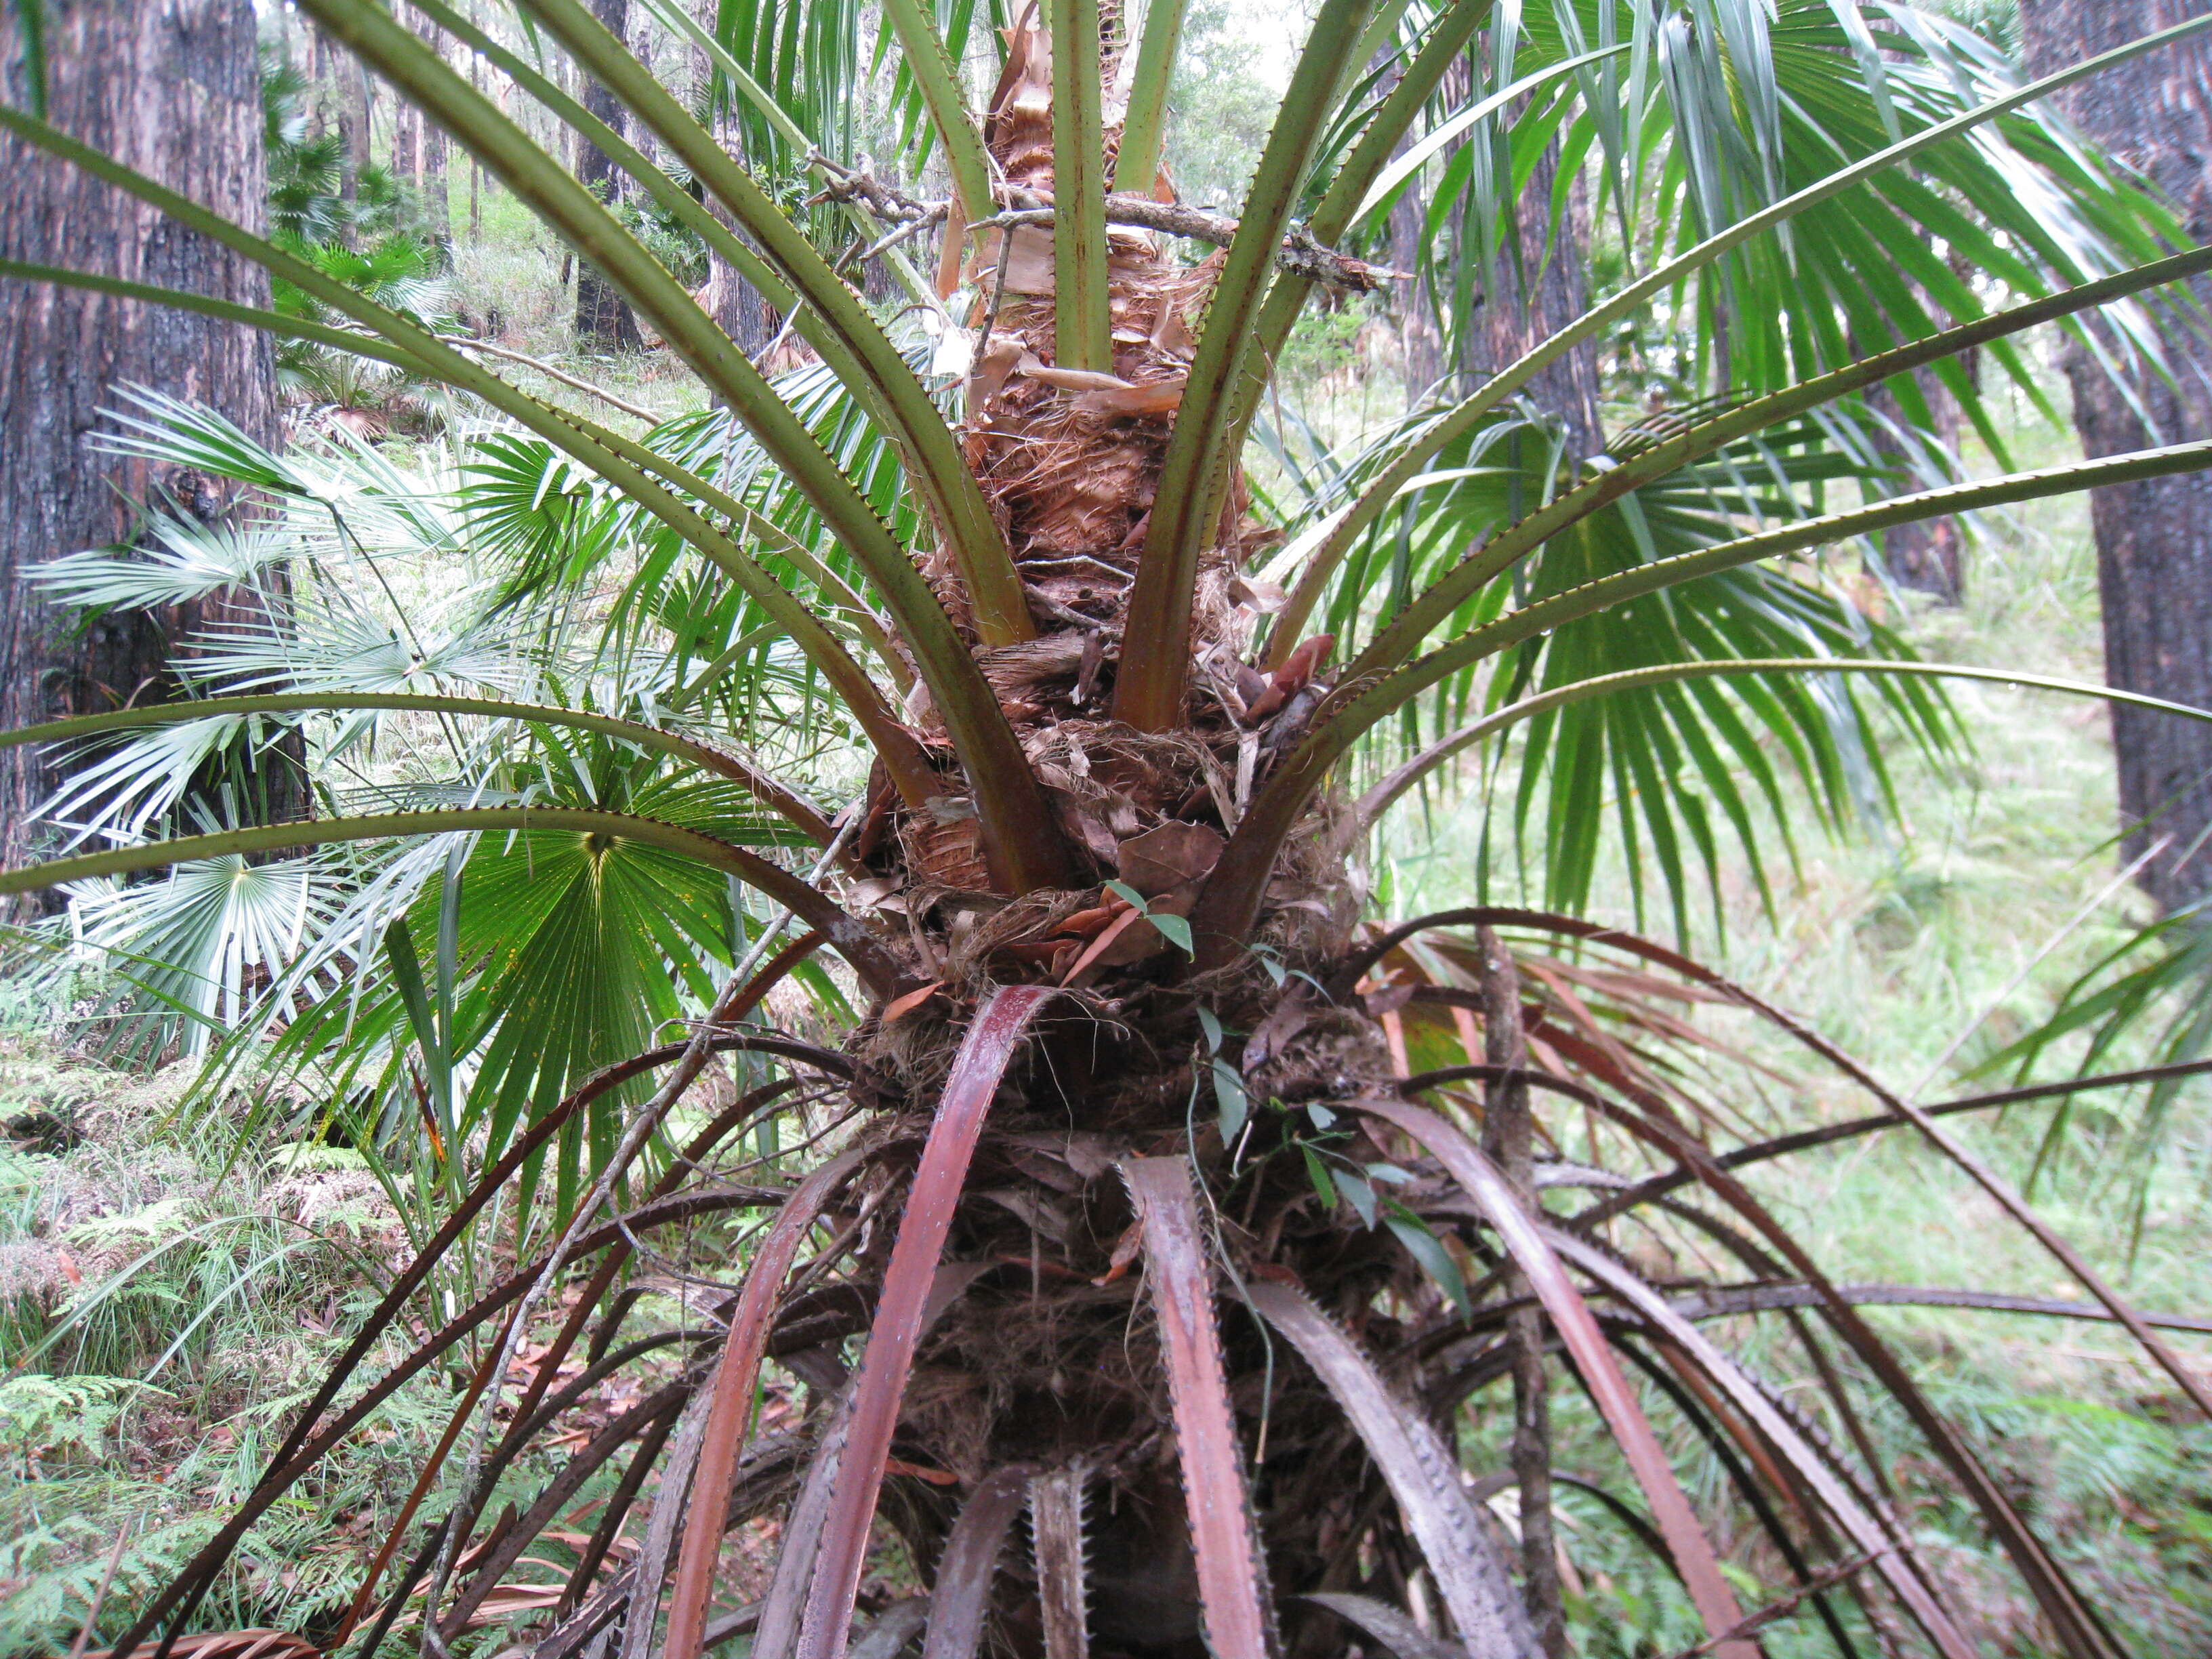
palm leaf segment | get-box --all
[9,5,2212,1658]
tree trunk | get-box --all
[339,37,370,222]
[2022,0,2212,911]
[1396,47,1603,459]
[1385,52,1448,400]
[393,91,418,190]
[702,109,779,360]
[1479,136,1604,462]
[573,0,642,353]
[0,0,282,916]
[400,2,449,240]
[1867,368,1965,602]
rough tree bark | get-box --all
[573,0,642,352]
[1481,136,1604,463]
[1396,47,1603,462]
[0,0,281,915]
[415,24,449,241]
[389,7,449,239]
[338,30,371,222]
[2022,0,2212,911]
[701,108,779,360]
[1868,367,1965,602]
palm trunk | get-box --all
[809,22,1443,1654]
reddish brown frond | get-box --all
[794,986,1061,1659]
[1123,1155,1281,1659]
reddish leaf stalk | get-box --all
[793,985,1061,1659]
[1477,928,1563,1658]
[920,1466,1038,1659]
[1123,1156,1279,1659]
[661,1147,869,1659]
[1359,1099,1757,1659]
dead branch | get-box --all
[804,152,1395,291]
[994,186,1398,291]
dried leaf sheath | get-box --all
[1029,1467,1092,1659]
[920,1467,1036,1659]
[1244,1283,1536,1658]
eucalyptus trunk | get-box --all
[0,0,279,916]
[574,0,642,352]
[2024,0,2212,911]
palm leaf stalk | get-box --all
[10,5,2212,1658]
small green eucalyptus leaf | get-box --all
[1302,1143,1337,1210]
[1197,1006,1223,1053]
[1105,879,1147,910]
[1151,912,1195,956]
[1212,1059,1249,1143]
[1305,1102,1336,1129]
[1332,1168,1378,1230]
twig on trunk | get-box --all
[1477,926,1565,1658]
[805,152,1395,291]
[991,186,1398,291]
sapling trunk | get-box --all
[1479,926,1563,1657]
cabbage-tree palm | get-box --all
[7,2,2212,1656]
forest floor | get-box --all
[7,304,2212,1652]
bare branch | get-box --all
[804,152,1395,291]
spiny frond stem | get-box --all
[0,112,948,811]
[7,95,1082,888]
[1330,244,2212,683]
[0,257,926,792]
[1115,0,1385,731]
[1047,0,1113,372]
[291,3,1078,894]
[0,809,905,999]
[428,964,810,1653]
[1576,1057,2212,1227]
[1197,436,2212,968]
[510,0,1036,648]
[1282,9,2212,623]
[103,1039,837,1659]
[1111,0,1189,190]
[874,0,994,223]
